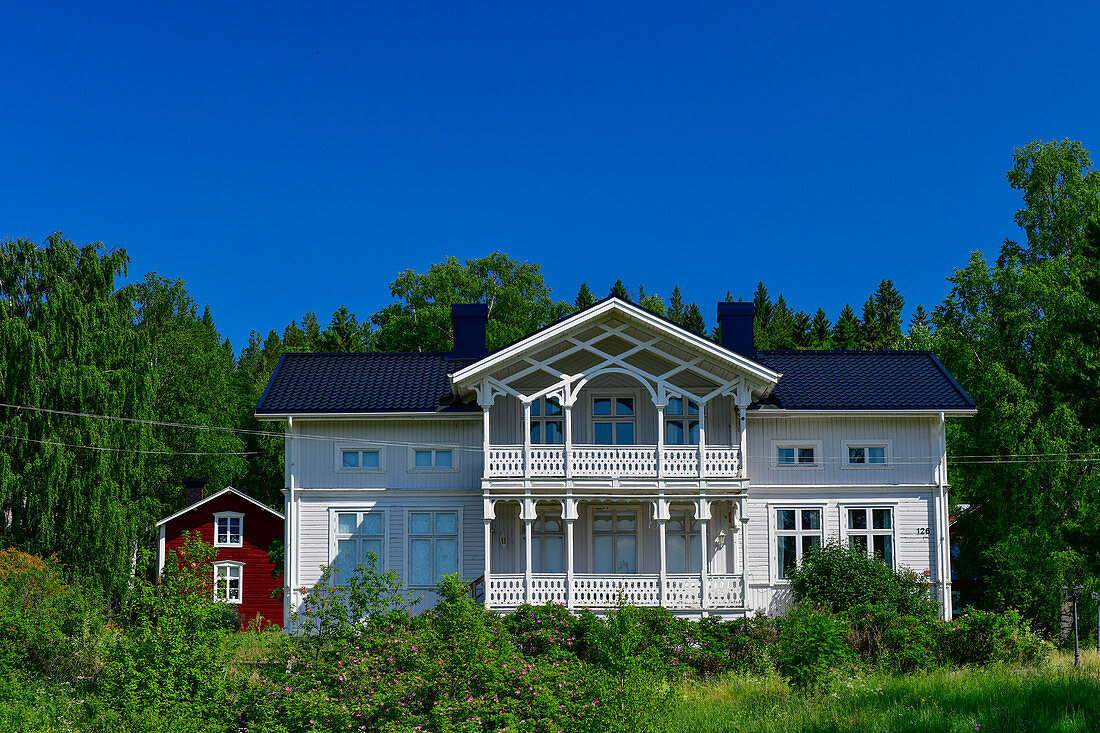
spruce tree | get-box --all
[810,308,832,348]
[681,303,707,335]
[609,279,630,300]
[574,283,595,310]
[832,304,862,350]
[668,287,685,325]
[752,282,773,350]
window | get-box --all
[409,447,455,470]
[775,508,823,580]
[772,441,823,468]
[213,512,243,547]
[843,441,891,468]
[664,397,699,446]
[213,562,243,604]
[592,508,637,573]
[408,510,460,586]
[592,396,635,445]
[846,507,894,568]
[333,510,385,583]
[530,396,564,445]
[667,507,701,573]
[532,508,564,573]
[339,447,382,471]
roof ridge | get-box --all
[759,349,936,355]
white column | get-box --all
[564,404,573,478]
[658,518,668,606]
[484,517,493,607]
[565,498,575,610]
[482,405,491,479]
[697,402,707,479]
[523,400,532,479]
[656,403,666,479]
[524,517,534,604]
[285,415,295,626]
[699,509,709,610]
[739,512,750,608]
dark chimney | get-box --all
[448,303,489,360]
[717,302,755,359]
[183,477,207,507]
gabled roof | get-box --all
[753,350,975,411]
[255,352,478,415]
[155,486,285,528]
[450,296,783,391]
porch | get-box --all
[482,496,748,612]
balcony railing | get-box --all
[485,573,745,609]
[485,445,741,479]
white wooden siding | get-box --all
[745,415,937,486]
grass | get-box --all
[663,651,1100,733]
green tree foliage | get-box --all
[681,303,707,335]
[752,282,772,349]
[318,305,372,352]
[0,235,155,597]
[574,282,595,310]
[371,252,570,352]
[935,139,1100,634]
[668,286,685,325]
[861,279,905,349]
[810,308,832,348]
[609,278,630,300]
[832,304,862,350]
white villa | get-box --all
[256,297,975,625]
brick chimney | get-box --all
[183,477,207,507]
[717,302,755,359]
[448,303,489,360]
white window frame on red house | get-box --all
[213,511,244,547]
[213,561,244,604]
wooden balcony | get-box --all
[484,445,742,480]
[485,573,745,610]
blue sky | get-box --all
[3,2,1097,350]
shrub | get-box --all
[776,604,853,688]
[787,541,938,620]
[0,549,104,680]
[938,608,1051,666]
[99,533,238,726]
[503,602,582,657]
[290,552,419,639]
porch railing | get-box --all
[485,445,741,480]
[485,573,744,610]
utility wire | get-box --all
[0,432,258,456]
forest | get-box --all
[1,138,1099,638]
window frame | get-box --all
[770,440,824,470]
[335,444,385,473]
[213,511,244,548]
[329,508,387,583]
[212,561,244,604]
[531,505,565,573]
[840,440,894,470]
[841,504,898,569]
[589,506,640,574]
[666,505,702,574]
[404,507,463,588]
[589,391,638,446]
[406,445,459,473]
[529,396,565,445]
[663,397,700,446]
[773,506,825,582]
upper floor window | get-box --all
[772,441,823,469]
[846,507,894,568]
[339,446,383,471]
[592,396,635,445]
[843,441,891,468]
[333,510,384,584]
[213,562,243,604]
[214,512,243,547]
[664,397,699,445]
[409,447,455,471]
[776,508,822,580]
[530,396,564,445]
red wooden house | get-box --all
[156,482,285,629]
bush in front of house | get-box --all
[786,541,939,620]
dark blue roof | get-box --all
[256,348,974,415]
[255,353,478,414]
[754,350,975,410]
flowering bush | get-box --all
[937,608,1051,666]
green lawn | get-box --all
[663,652,1100,733]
